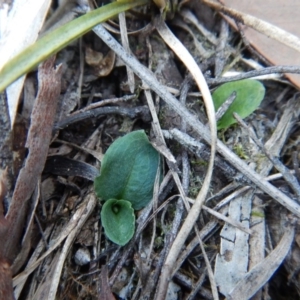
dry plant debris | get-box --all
[222,0,300,88]
[1,0,300,299]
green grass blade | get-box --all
[0,0,148,92]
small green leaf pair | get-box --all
[212,79,265,129]
[94,131,159,246]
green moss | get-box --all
[251,211,265,218]
[233,143,249,160]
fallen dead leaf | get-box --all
[222,0,300,88]
[5,56,62,262]
[85,47,115,77]
[100,265,116,300]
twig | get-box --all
[179,9,218,45]
[53,138,102,160]
[215,19,229,77]
[236,22,271,66]
[292,151,300,183]
[146,162,161,263]
[77,37,84,108]
[165,128,300,216]
[186,254,216,300]
[0,92,13,195]
[234,112,300,199]
[215,91,236,121]
[202,204,252,235]
[71,94,136,115]
[207,65,300,85]
[171,19,212,59]
[119,12,135,92]
[55,106,151,130]
[196,230,219,300]
[0,92,12,170]
[175,272,214,299]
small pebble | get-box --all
[74,248,91,266]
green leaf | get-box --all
[0,0,148,93]
[101,199,135,246]
[212,79,265,129]
[94,130,159,210]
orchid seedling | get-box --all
[94,130,160,246]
